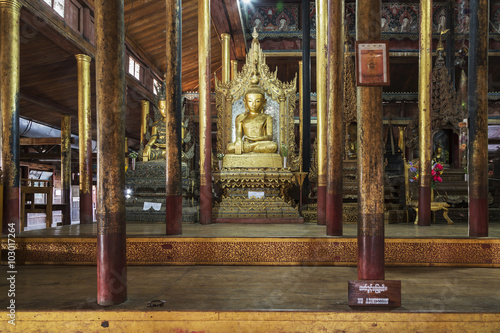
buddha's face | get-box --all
[158,100,167,118]
[244,93,266,113]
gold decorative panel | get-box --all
[2,238,499,267]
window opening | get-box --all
[128,56,142,81]
[43,0,65,18]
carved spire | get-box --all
[432,31,461,136]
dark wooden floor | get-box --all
[2,265,499,313]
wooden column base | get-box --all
[469,194,489,237]
[165,195,182,235]
[317,185,326,225]
[348,280,401,308]
[3,187,20,234]
[97,233,127,306]
[418,187,431,226]
[199,184,212,224]
[326,192,342,235]
[80,192,93,224]
[62,188,71,226]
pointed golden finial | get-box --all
[436,28,450,54]
[252,27,259,40]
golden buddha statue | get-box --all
[142,99,166,162]
[227,77,278,155]
[432,145,446,165]
[347,123,357,159]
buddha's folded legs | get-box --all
[148,148,166,161]
[243,141,278,153]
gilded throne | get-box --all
[212,31,302,222]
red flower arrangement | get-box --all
[431,163,444,188]
[409,162,444,189]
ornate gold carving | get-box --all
[143,82,167,162]
[223,153,282,168]
[213,169,295,191]
[5,238,500,266]
[405,34,462,153]
[308,138,319,198]
[431,37,463,137]
[215,30,299,171]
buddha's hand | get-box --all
[143,145,151,158]
[234,141,242,155]
[245,134,271,142]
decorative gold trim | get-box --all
[214,32,299,171]
[4,237,499,267]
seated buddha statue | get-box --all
[432,145,446,165]
[142,99,166,161]
[227,77,278,155]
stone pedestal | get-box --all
[213,168,302,223]
[223,153,283,168]
[125,161,199,222]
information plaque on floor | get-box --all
[348,280,401,307]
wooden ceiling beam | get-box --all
[211,0,246,61]
[20,137,62,146]
[20,91,75,116]
[223,0,246,60]
[20,0,95,58]
[20,153,61,160]
[126,75,155,103]
[126,35,164,76]
[20,162,56,171]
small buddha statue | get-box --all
[227,77,278,154]
[432,145,446,165]
[347,123,357,159]
[142,99,167,161]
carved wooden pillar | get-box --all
[95,0,127,305]
[445,0,456,86]
[61,115,72,226]
[468,0,489,237]
[326,0,344,236]
[165,0,182,235]
[356,0,384,280]
[418,0,433,226]
[0,0,22,234]
[316,0,327,225]
[199,0,212,224]
[76,54,93,225]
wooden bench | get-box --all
[412,201,453,225]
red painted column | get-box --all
[326,0,344,236]
[468,0,489,237]
[165,0,182,235]
[1,0,22,234]
[95,0,127,305]
[356,0,384,280]
[198,0,212,224]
